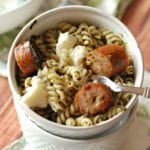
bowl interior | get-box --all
[17,98,138,143]
[8,6,144,138]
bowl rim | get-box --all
[8,5,144,132]
[18,99,138,142]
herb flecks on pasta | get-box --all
[15,22,135,126]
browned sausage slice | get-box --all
[86,44,129,77]
[96,44,129,76]
[75,82,113,115]
[86,50,112,77]
[14,41,39,76]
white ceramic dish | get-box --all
[0,0,43,34]
[8,6,144,139]
[15,100,138,150]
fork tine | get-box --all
[92,75,106,83]
[92,75,121,92]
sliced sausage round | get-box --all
[86,50,112,77]
[14,41,38,76]
[96,44,129,76]
[86,44,129,77]
[75,82,113,115]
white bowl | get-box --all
[8,6,144,139]
[15,99,138,150]
[0,0,43,34]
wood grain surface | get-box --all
[0,0,150,148]
[122,0,150,70]
[0,77,22,148]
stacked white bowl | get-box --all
[0,0,43,34]
[15,100,138,150]
[8,6,144,150]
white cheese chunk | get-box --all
[70,45,87,66]
[22,77,48,108]
[56,32,77,58]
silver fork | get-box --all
[92,75,150,98]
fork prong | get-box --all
[92,75,106,82]
[92,75,121,92]
[91,75,98,80]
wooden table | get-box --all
[0,0,150,148]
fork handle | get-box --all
[121,86,150,98]
[142,87,150,98]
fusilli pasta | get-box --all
[17,22,135,127]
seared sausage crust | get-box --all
[75,82,113,115]
[86,51,112,76]
[86,44,129,77]
[96,44,129,76]
[14,41,38,76]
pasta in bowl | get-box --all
[8,6,143,138]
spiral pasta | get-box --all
[76,116,93,126]
[107,106,125,119]
[93,114,107,124]
[64,66,91,88]
[56,103,80,125]
[100,28,124,46]
[17,22,135,127]
[65,118,76,126]
[58,22,104,51]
